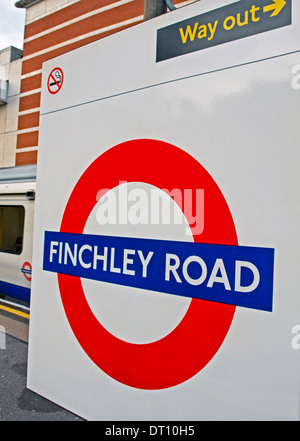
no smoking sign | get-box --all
[47,67,63,94]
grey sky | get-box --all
[0,0,26,51]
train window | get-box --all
[0,206,25,255]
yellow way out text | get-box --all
[179,4,263,45]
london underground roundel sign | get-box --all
[57,139,237,390]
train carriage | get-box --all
[0,165,36,303]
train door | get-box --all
[0,184,35,302]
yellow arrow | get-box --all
[263,0,286,17]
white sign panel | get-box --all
[28,0,300,421]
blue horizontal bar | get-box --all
[43,231,274,312]
[0,280,30,303]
